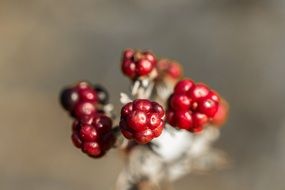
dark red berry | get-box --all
[134,129,154,144]
[151,102,165,117]
[78,88,97,103]
[82,142,102,157]
[119,99,165,144]
[175,111,193,130]
[191,113,208,132]
[70,114,115,158]
[121,49,157,79]
[121,102,133,117]
[170,94,191,111]
[93,115,113,135]
[60,88,79,111]
[136,59,153,76]
[122,60,136,79]
[174,79,195,94]
[133,99,152,112]
[73,102,96,122]
[127,111,148,131]
[80,125,98,142]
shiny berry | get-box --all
[80,125,98,142]
[191,113,208,133]
[174,79,195,94]
[82,142,102,157]
[60,88,79,111]
[73,102,96,122]
[121,49,157,79]
[188,83,210,100]
[196,99,218,117]
[119,99,165,144]
[167,79,221,133]
[170,94,191,111]
[175,111,193,130]
[71,114,115,158]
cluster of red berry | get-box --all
[166,79,221,133]
[60,81,115,158]
[121,49,183,82]
[60,48,229,158]
[121,49,157,79]
[71,115,115,158]
[119,99,165,144]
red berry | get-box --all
[122,60,136,78]
[166,109,176,126]
[168,62,182,79]
[207,91,220,102]
[73,102,96,122]
[127,111,148,131]
[134,129,154,144]
[120,120,134,139]
[93,115,112,135]
[197,99,218,117]
[136,59,153,76]
[121,49,157,79]
[82,142,102,157]
[174,79,195,94]
[175,111,193,130]
[70,114,115,158]
[119,99,165,144]
[188,83,210,100]
[143,52,156,63]
[151,102,165,117]
[133,99,152,112]
[75,81,92,91]
[167,79,222,132]
[78,88,97,103]
[121,102,133,117]
[80,125,98,142]
[170,94,191,111]
[123,49,135,60]
[191,113,208,132]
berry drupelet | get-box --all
[121,49,157,79]
[71,114,116,158]
[119,99,165,144]
[166,79,220,133]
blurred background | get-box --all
[1,0,285,189]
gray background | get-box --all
[1,0,285,189]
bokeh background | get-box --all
[1,0,285,189]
